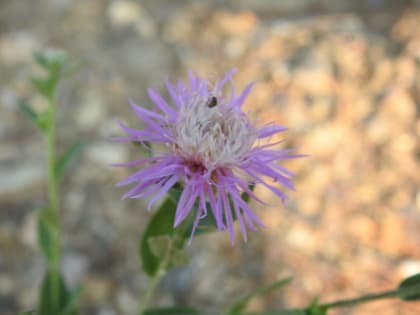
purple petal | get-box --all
[188,70,199,90]
[221,188,235,244]
[112,156,164,167]
[244,168,289,202]
[165,79,181,107]
[233,82,254,108]
[147,175,180,209]
[257,124,288,138]
[207,183,224,230]
[129,99,165,121]
[117,120,170,142]
[174,184,198,227]
[215,68,237,92]
[147,88,177,119]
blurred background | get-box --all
[1,0,420,314]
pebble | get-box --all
[0,31,39,65]
[76,91,106,130]
[86,142,129,167]
[398,260,420,279]
[0,160,44,200]
[107,0,156,38]
[84,277,113,303]
[0,275,14,295]
[61,252,89,288]
[116,289,137,315]
[107,1,142,27]
[20,211,38,250]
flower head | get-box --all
[116,70,300,243]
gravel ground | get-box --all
[1,1,420,315]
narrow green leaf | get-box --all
[31,51,69,100]
[55,141,84,179]
[39,270,74,315]
[140,190,181,277]
[59,285,82,315]
[37,210,57,263]
[227,277,293,315]
[305,298,327,315]
[33,50,68,71]
[33,52,50,69]
[18,100,49,131]
[143,306,200,315]
[18,100,38,121]
[398,273,420,301]
[19,311,37,315]
[31,77,53,98]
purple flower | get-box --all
[115,70,300,243]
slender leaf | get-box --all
[31,50,69,99]
[37,210,57,263]
[398,273,420,301]
[39,270,75,315]
[33,52,50,69]
[18,100,49,131]
[33,50,68,71]
[31,76,54,98]
[19,311,37,315]
[228,277,292,315]
[59,285,82,315]
[18,100,38,122]
[305,298,327,315]
[143,306,200,315]
[55,141,84,179]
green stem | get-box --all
[46,93,61,312]
[322,284,420,309]
[243,283,420,315]
[47,101,58,228]
[138,240,174,315]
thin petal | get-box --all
[147,175,180,209]
[234,82,254,108]
[165,79,181,107]
[117,120,170,142]
[129,99,165,121]
[215,69,237,92]
[257,124,288,138]
[112,156,164,167]
[174,185,198,227]
[147,88,177,119]
[207,184,224,230]
[244,168,289,202]
[221,188,235,244]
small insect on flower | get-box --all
[115,69,301,244]
[206,95,218,108]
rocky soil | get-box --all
[1,1,420,315]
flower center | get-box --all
[173,95,256,169]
